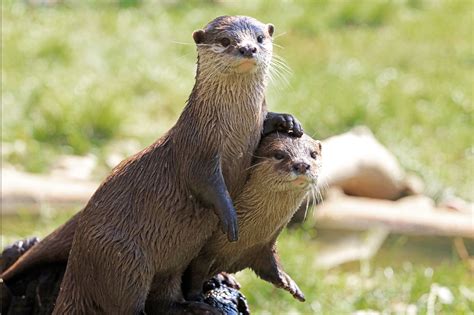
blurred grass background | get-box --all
[2,0,473,313]
[2,0,473,198]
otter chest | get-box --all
[219,100,265,197]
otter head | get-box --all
[253,133,322,192]
[192,16,274,77]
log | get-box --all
[314,228,390,269]
[317,126,422,200]
[1,169,97,215]
[314,194,474,238]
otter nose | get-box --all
[238,45,257,58]
[293,162,310,175]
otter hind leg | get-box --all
[54,233,154,314]
[54,263,152,315]
[145,273,183,313]
[146,273,220,315]
[182,256,216,301]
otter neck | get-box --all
[190,61,268,118]
[235,186,308,242]
[175,59,269,196]
[240,188,307,219]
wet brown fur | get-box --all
[48,16,275,315]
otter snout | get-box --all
[292,162,310,175]
[238,44,257,58]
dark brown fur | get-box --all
[184,133,322,303]
[47,16,290,315]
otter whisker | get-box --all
[271,55,292,70]
[313,185,320,211]
[271,57,292,71]
[245,161,268,172]
[272,54,292,72]
[273,42,284,49]
[269,59,292,82]
[268,66,290,88]
[270,62,292,79]
[272,55,292,68]
[303,193,310,222]
[269,64,289,79]
[307,187,316,221]
[174,51,196,63]
[315,185,325,205]
[170,41,195,46]
[317,178,328,203]
[273,31,288,39]
[251,154,274,160]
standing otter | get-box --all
[183,133,322,303]
[49,16,301,314]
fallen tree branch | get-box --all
[1,169,97,215]
[314,194,474,239]
[314,228,390,269]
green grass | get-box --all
[239,231,474,314]
[2,0,473,198]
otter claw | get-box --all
[293,120,303,137]
[277,272,306,302]
[220,213,238,242]
[263,112,303,137]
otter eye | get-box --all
[257,35,264,44]
[310,151,318,159]
[219,37,231,47]
[274,152,285,160]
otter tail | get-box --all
[1,212,80,282]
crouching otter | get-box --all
[183,132,322,302]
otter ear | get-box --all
[267,24,274,37]
[193,29,206,44]
[315,140,322,153]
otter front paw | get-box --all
[275,272,305,302]
[263,112,303,137]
